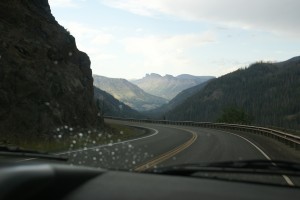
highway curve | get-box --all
[64,119,300,170]
[15,118,300,186]
[64,118,299,187]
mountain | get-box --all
[93,87,143,118]
[93,75,168,111]
[142,79,214,119]
[131,73,214,100]
[0,0,101,139]
[164,57,300,129]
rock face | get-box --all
[0,0,100,138]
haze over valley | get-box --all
[93,57,300,130]
[93,73,214,111]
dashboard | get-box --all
[1,161,299,200]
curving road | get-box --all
[13,118,300,186]
[64,119,299,170]
[64,118,299,186]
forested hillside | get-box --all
[143,80,212,119]
[93,87,143,119]
[93,75,167,111]
[164,57,300,129]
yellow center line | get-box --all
[134,128,198,172]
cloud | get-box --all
[60,21,116,74]
[49,0,78,8]
[101,0,300,36]
[92,34,114,45]
[63,22,114,48]
[122,32,216,75]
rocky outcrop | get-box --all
[0,0,101,139]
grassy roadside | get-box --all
[1,123,148,153]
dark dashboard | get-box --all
[1,161,299,200]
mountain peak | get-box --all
[132,74,214,100]
[93,75,167,111]
[146,73,162,78]
[164,74,174,79]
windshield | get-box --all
[0,0,300,187]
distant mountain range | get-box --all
[93,87,143,118]
[142,80,214,118]
[131,73,215,100]
[93,75,168,111]
[162,56,300,129]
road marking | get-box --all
[135,128,198,172]
[15,158,36,162]
[221,130,295,187]
[16,125,159,162]
[282,175,294,186]
[56,126,159,155]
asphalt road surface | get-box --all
[14,119,300,186]
[72,119,298,167]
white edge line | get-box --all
[16,125,159,162]
[282,175,295,186]
[56,125,158,155]
[221,130,295,187]
[222,131,272,161]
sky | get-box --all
[49,0,300,79]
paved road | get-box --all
[64,119,299,169]
[14,119,300,186]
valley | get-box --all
[94,57,300,130]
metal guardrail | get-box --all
[105,116,300,150]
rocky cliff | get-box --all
[0,0,101,139]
